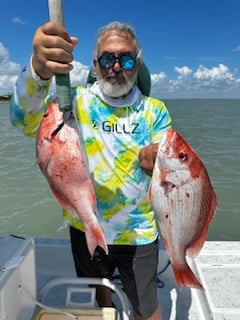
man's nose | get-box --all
[112,60,121,71]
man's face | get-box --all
[94,31,140,98]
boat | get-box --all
[0,94,11,102]
[0,235,239,320]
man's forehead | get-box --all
[100,30,134,42]
[98,32,136,52]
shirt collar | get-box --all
[89,82,141,108]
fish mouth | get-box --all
[158,130,179,186]
[160,169,177,188]
[159,129,175,154]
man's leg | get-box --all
[95,285,112,307]
[69,227,115,307]
[134,304,162,320]
[114,239,160,319]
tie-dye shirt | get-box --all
[10,62,172,245]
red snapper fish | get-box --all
[148,129,217,289]
[36,101,108,257]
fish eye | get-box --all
[179,152,188,161]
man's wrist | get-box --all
[30,55,52,82]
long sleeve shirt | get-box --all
[10,62,172,245]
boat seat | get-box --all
[32,277,130,320]
[33,307,118,320]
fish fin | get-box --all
[49,185,72,210]
[172,263,203,290]
[163,238,170,252]
[206,188,217,223]
[85,224,108,257]
[187,240,204,258]
[88,184,98,214]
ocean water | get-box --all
[0,99,239,240]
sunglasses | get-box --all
[98,53,138,71]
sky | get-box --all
[0,0,240,98]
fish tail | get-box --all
[85,223,108,257]
[172,263,203,289]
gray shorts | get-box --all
[70,227,159,317]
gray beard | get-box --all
[98,73,138,98]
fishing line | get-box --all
[156,259,171,288]
[111,258,171,290]
[51,120,65,137]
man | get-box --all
[10,21,172,320]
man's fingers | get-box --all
[45,60,73,74]
[43,47,74,64]
[41,22,71,42]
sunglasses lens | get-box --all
[120,56,136,71]
[98,54,136,71]
[98,54,115,69]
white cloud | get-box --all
[0,75,18,95]
[12,17,26,24]
[151,72,174,95]
[0,42,21,75]
[0,42,8,59]
[69,60,90,86]
[0,42,21,95]
[174,66,192,78]
[48,61,90,96]
[194,64,233,81]
[151,64,240,98]
[232,45,240,52]
[151,71,167,82]
[1,42,240,98]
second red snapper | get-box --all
[148,129,217,289]
[36,102,108,257]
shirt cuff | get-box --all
[29,55,52,85]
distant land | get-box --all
[0,94,11,103]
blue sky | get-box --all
[1,0,240,98]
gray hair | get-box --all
[93,21,142,61]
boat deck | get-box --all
[0,236,239,319]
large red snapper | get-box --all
[36,102,108,257]
[148,129,217,289]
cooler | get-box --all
[0,236,36,320]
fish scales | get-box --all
[36,102,108,257]
[149,129,217,289]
